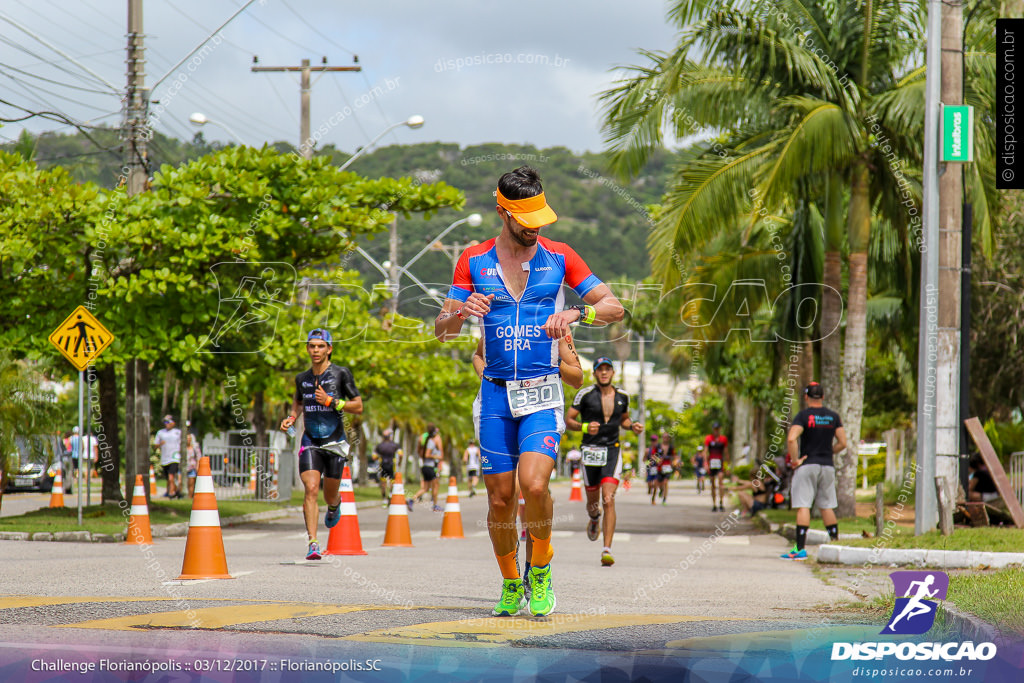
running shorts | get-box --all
[477,378,563,475]
[298,434,348,479]
[790,464,837,509]
[582,445,622,489]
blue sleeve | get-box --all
[573,274,603,298]
[447,285,471,303]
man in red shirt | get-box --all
[704,422,729,512]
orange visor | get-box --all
[496,188,557,228]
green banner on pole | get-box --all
[942,105,974,163]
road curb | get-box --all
[942,602,1004,642]
[815,543,1024,569]
[0,502,395,543]
[754,512,864,545]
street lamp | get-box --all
[188,112,245,145]
[338,115,425,171]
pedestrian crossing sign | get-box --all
[48,306,114,371]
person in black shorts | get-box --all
[373,429,401,505]
[781,382,847,561]
[704,422,729,511]
[280,328,363,560]
[649,434,676,505]
[565,357,643,567]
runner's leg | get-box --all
[484,471,518,574]
[300,470,322,542]
[518,452,555,567]
[601,480,618,548]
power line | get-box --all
[279,0,357,56]
[263,74,302,128]
[330,76,371,142]
[0,97,121,158]
[0,11,120,93]
[0,70,112,113]
[0,60,116,95]
[0,35,120,94]
[244,10,316,55]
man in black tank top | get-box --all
[280,329,363,560]
[566,358,643,567]
[781,382,847,561]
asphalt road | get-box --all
[0,477,945,682]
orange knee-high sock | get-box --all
[529,533,553,567]
[496,550,520,580]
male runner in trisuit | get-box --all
[781,382,847,560]
[472,327,583,592]
[373,429,401,505]
[280,329,363,560]
[566,357,643,567]
[649,434,675,505]
[705,422,729,511]
[436,166,623,617]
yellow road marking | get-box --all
[346,614,747,649]
[658,625,887,653]
[57,603,414,631]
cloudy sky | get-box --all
[0,0,679,154]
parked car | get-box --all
[3,435,72,494]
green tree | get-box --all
[599,0,996,515]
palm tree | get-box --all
[600,0,995,515]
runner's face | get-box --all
[594,365,614,385]
[500,208,540,247]
[307,340,330,364]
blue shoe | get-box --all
[325,504,341,528]
[306,541,322,560]
[779,548,808,561]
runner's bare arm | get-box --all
[558,334,583,389]
[565,407,583,431]
[472,338,486,378]
[620,411,643,435]
[833,426,847,454]
[582,283,624,325]
[435,294,494,342]
[541,284,624,339]
[787,424,805,466]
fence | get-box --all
[203,446,279,501]
[1010,452,1024,510]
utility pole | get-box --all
[388,216,399,312]
[934,0,964,533]
[916,0,942,535]
[251,58,361,159]
[123,0,151,503]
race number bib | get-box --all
[709,457,722,469]
[660,464,674,474]
[506,374,563,418]
[581,446,608,467]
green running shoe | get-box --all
[492,578,525,616]
[528,564,556,617]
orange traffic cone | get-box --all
[125,474,153,545]
[440,476,465,539]
[249,462,257,492]
[149,466,157,496]
[324,466,367,556]
[49,468,65,508]
[569,467,583,501]
[381,472,413,547]
[177,457,232,579]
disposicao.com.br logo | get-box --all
[831,571,997,662]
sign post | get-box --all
[48,306,115,525]
[942,105,974,163]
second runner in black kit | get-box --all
[280,329,363,560]
[566,357,643,567]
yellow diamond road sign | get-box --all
[48,306,114,371]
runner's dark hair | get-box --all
[498,166,543,200]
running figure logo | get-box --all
[199,262,295,354]
[882,570,949,635]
